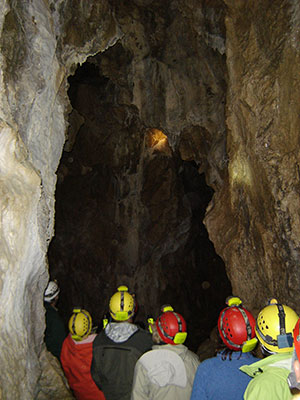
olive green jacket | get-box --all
[240,352,293,400]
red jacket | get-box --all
[61,334,105,400]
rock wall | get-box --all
[205,0,300,314]
[0,0,120,398]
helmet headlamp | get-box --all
[173,332,187,344]
[242,337,258,353]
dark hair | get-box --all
[219,347,242,361]
[215,328,244,361]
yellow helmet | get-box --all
[255,299,299,353]
[68,308,92,341]
[109,285,135,321]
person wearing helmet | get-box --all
[60,308,106,400]
[190,296,259,400]
[240,298,299,400]
[91,285,152,400]
[44,280,67,360]
[131,305,200,400]
[287,318,300,398]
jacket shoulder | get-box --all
[244,367,292,400]
[125,328,153,351]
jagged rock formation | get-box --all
[205,0,300,314]
[0,0,119,398]
[0,0,300,397]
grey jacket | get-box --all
[131,343,200,400]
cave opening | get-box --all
[48,56,231,353]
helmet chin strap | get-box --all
[261,344,277,356]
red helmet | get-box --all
[218,296,257,351]
[156,309,187,345]
[293,318,300,360]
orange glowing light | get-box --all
[146,129,168,148]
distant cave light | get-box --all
[146,128,171,155]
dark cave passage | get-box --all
[47,59,231,353]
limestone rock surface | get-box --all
[205,0,300,314]
[0,0,119,397]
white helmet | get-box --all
[44,280,60,302]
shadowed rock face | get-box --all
[48,0,230,355]
[48,62,231,353]
[1,0,300,397]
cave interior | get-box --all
[48,56,231,353]
[2,0,300,397]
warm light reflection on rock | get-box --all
[146,129,172,155]
[146,128,168,148]
[229,155,253,187]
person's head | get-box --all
[288,318,300,393]
[68,308,92,341]
[44,280,60,304]
[154,305,187,345]
[255,298,298,356]
[217,296,257,355]
[109,285,135,322]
